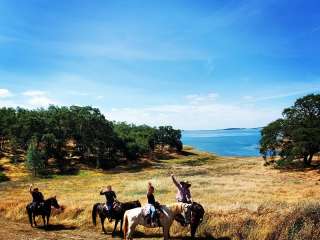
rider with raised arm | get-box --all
[171,174,192,203]
[29,184,44,210]
[171,174,192,225]
[100,185,117,222]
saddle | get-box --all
[30,201,44,212]
[103,201,121,212]
[143,204,162,227]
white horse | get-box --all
[123,202,191,240]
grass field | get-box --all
[1,147,320,239]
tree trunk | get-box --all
[307,153,314,165]
[303,154,310,165]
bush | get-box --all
[26,140,44,177]
[0,172,9,182]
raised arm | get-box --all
[171,174,181,189]
[186,191,192,203]
[100,189,105,195]
[29,184,33,194]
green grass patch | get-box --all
[179,157,210,166]
[0,172,9,182]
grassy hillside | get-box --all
[1,147,320,239]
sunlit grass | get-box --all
[1,147,320,239]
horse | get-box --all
[92,200,141,235]
[123,202,191,240]
[26,196,60,228]
[174,202,205,238]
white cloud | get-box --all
[68,90,89,96]
[23,90,47,97]
[185,93,219,105]
[96,95,104,100]
[22,90,57,107]
[106,99,281,130]
[0,88,12,98]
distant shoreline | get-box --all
[182,128,261,157]
[182,127,263,132]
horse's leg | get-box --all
[120,218,123,234]
[191,221,199,238]
[128,223,137,240]
[163,226,170,240]
[47,215,50,227]
[33,214,37,226]
[42,215,46,228]
[112,219,118,235]
[27,207,33,227]
[100,216,107,234]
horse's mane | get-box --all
[167,202,183,214]
[120,200,141,211]
[45,197,55,202]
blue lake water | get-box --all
[182,128,262,157]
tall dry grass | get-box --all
[1,147,320,239]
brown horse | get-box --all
[175,202,205,238]
[92,200,141,235]
[26,196,60,228]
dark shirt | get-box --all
[31,191,44,203]
[147,193,156,205]
[100,190,117,204]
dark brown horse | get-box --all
[175,202,205,238]
[92,200,141,235]
[26,196,60,228]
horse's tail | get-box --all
[123,212,129,239]
[92,203,99,226]
[26,204,32,226]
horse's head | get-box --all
[170,202,192,216]
[189,202,205,237]
[48,196,60,209]
[135,200,142,207]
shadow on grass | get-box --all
[132,231,230,240]
[39,167,80,178]
[179,150,198,157]
[172,237,231,240]
[37,224,77,231]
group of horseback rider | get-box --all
[29,174,193,227]
[98,174,192,227]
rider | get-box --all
[29,184,44,210]
[147,182,157,226]
[171,174,192,225]
[100,185,117,222]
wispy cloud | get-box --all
[242,88,320,102]
[185,93,219,105]
[0,88,12,98]
[106,94,281,130]
[22,90,57,107]
[67,90,90,96]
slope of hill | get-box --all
[1,147,320,239]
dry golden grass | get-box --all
[1,147,320,239]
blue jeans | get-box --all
[150,205,156,219]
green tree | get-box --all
[154,126,183,151]
[26,139,44,176]
[260,94,320,166]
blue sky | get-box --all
[0,0,319,129]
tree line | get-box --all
[0,106,182,175]
[260,94,320,166]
